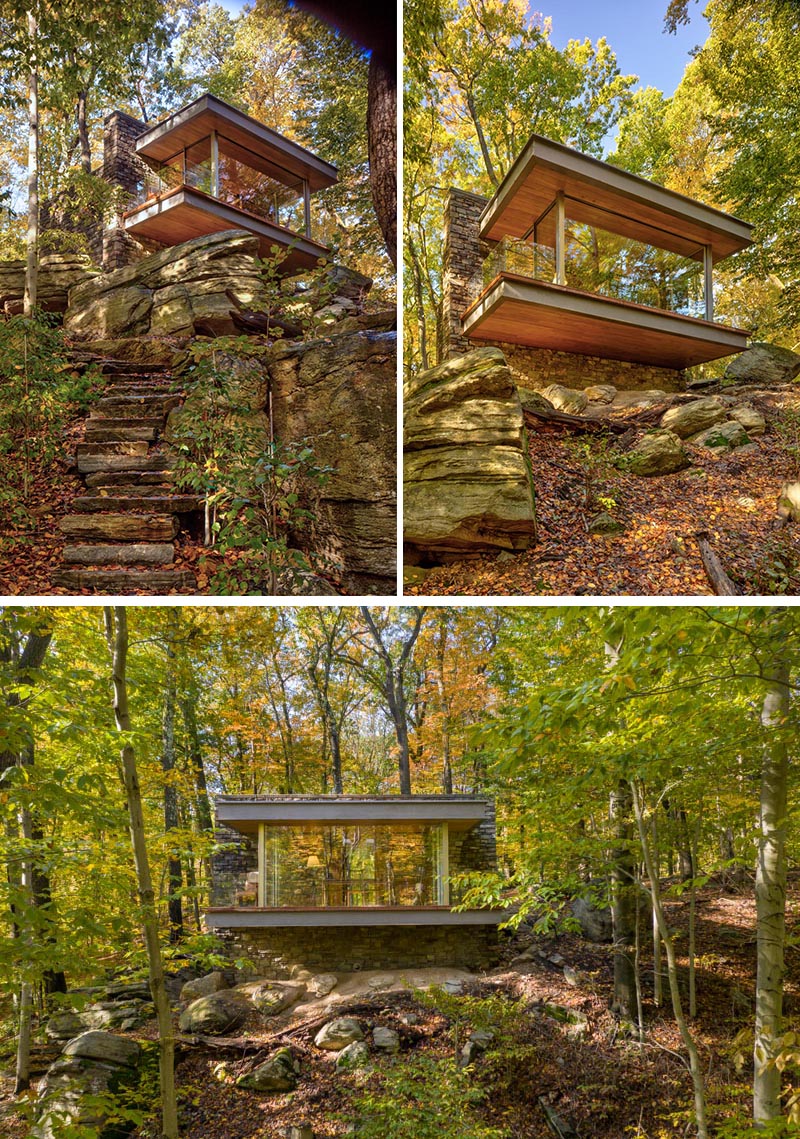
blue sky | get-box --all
[540,0,709,97]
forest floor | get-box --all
[406,388,800,597]
[4,877,797,1139]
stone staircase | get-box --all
[54,358,199,593]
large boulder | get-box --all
[64,230,267,339]
[178,989,251,1035]
[628,429,691,476]
[314,1017,365,1051]
[404,348,536,560]
[63,1030,141,1068]
[237,1048,298,1092]
[268,330,397,595]
[180,970,229,1003]
[236,980,306,1016]
[335,1041,371,1071]
[690,420,751,451]
[660,397,727,439]
[571,895,613,943]
[724,342,800,387]
[729,406,766,436]
[542,384,588,414]
[0,253,98,314]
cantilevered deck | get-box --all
[462,273,750,369]
[123,186,331,271]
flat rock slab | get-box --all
[77,454,170,474]
[55,568,195,592]
[62,543,175,566]
[84,427,158,443]
[60,514,179,542]
[63,1030,140,1068]
[85,469,170,487]
[76,441,149,457]
[85,417,164,431]
[72,495,202,514]
[91,396,179,417]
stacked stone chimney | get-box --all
[101,110,155,271]
[440,187,489,360]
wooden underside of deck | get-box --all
[204,906,507,928]
[462,274,750,369]
[123,186,329,272]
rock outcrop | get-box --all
[404,347,536,562]
[724,342,800,387]
[269,330,397,594]
[32,1030,142,1139]
[64,230,267,339]
[179,989,251,1034]
[0,253,98,314]
[314,1017,365,1051]
[660,397,727,439]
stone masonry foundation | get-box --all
[215,923,500,976]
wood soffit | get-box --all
[462,274,751,369]
[480,134,753,261]
[135,93,338,192]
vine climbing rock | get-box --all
[404,347,536,565]
[53,355,199,594]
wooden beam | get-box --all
[210,130,219,199]
[704,245,714,322]
[555,191,566,286]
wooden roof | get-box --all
[135,93,338,192]
[480,134,753,262]
[462,273,750,369]
[123,187,330,271]
[216,793,491,834]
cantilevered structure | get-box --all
[461,133,753,369]
[206,795,503,972]
[122,94,338,272]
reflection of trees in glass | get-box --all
[264,823,444,907]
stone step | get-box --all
[62,543,176,566]
[76,441,149,458]
[72,495,202,514]
[85,417,164,431]
[54,568,196,593]
[100,386,176,399]
[84,426,158,443]
[60,513,179,542]
[84,469,172,488]
[84,480,174,496]
[91,396,180,418]
[72,357,172,376]
[77,454,170,475]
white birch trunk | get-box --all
[753,650,790,1123]
[24,8,38,317]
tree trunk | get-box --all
[105,607,179,1139]
[367,55,396,267]
[610,780,637,1019]
[632,781,709,1139]
[14,796,34,1093]
[161,662,183,943]
[77,87,91,172]
[24,8,38,316]
[753,648,791,1124]
[180,692,212,835]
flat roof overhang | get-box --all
[216,794,491,835]
[480,133,753,262]
[204,906,507,928]
[462,274,750,369]
[123,189,330,271]
[135,93,338,192]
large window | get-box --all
[262,823,448,908]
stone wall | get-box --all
[450,800,497,880]
[482,341,685,393]
[215,922,499,975]
[440,187,490,359]
[102,111,163,271]
[210,824,257,906]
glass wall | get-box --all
[481,216,706,320]
[263,823,447,908]
[133,134,307,233]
